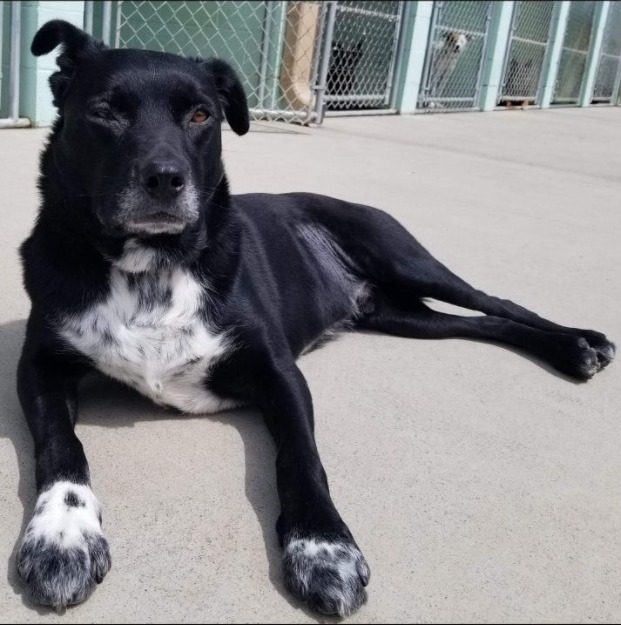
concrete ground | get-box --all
[0,107,620,624]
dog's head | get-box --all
[32,20,249,244]
[445,31,472,53]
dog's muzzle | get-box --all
[125,212,188,236]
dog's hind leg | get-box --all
[356,295,604,380]
[332,207,614,372]
[379,254,614,371]
[308,198,614,372]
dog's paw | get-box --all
[17,481,111,609]
[550,332,615,380]
[594,340,616,368]
[581,331,615,370]
[568,338,601,379]
[283,534,370,617]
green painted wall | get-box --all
[0,2,12,117]
[115,1,271,110]
[17,1,85,126]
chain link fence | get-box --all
[498,1,554,107]
[108,1,405,124]
[322,1,403,112]
[114,1,322,123]
[553,0,596,104]
[592,0,621,104]
[15,0,620,128]
[418,1,492,111]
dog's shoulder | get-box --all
[20,222,109,316]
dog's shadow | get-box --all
[0,318,341,622]
[0,315,583,621]
[0,314,586,620]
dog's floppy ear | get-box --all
[202,59,250,136]
[31,20,105,107]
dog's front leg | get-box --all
[266,362,370,616]
[16,316,110,609]
[216,352,370,616]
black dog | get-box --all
[16,20,615,617]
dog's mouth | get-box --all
[125,213,187,236]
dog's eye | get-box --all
[90,104,115,121]
[191,109,209,124]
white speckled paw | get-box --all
[17,482,111,609]
[283,534,370,617]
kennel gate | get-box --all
[320,1,404,113]
[418,1,493,111]
[592,0,621,104]
[553,0,596,104]
[497,1,555,106]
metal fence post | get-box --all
[258,2,274,110]
[397,0,433,114]
[389,0,413,109]
[84,0,94,34]
[102,1,113,46]
[265,1,288,114]
[0,0,30,128]
[539,1,571,108]
[478,1,515,111]
[0,1,4,107]
[614,57,621,108]
[579,1,611,107]
[313,1,338,124]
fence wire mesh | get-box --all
[0,1,6,117]
[115,0,323,123]
[592,0,621,103]
[323,1,402,111]
[498,1,554,107]
[418,1,492,111]
[553,0,596,104]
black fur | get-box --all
[64,492,83,508]
[16,20,615,617]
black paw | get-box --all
[283,533,370,617]
[581,331,616,370]
[551,332,614,380]
[568,338,600,379]
[17,482,111,609]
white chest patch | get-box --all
[61,264,238,414]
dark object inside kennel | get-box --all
[498,1,554,107]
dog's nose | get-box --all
[140,161,186,200]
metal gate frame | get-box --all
[0,1,29,128]
[317,1,405,118]
[552,1,597,105]
[418,1,494,111]
[591,1,621,104]
[497,1,555,107]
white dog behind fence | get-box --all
[430,31,473,100]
